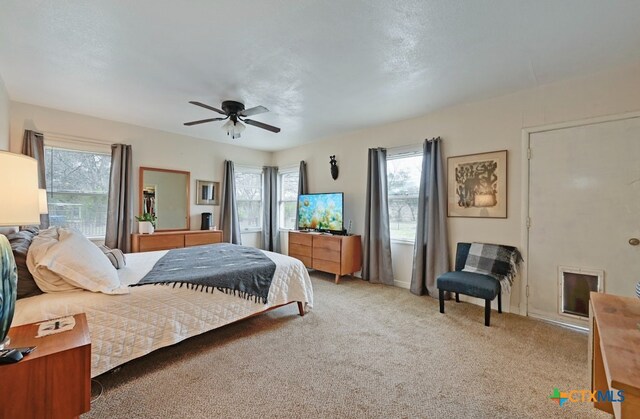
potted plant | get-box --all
[135,213,157,234]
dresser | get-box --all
[288,231,362,284]
[131,230,223,252]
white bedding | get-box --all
[14,249,313,377]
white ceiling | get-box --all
[1,1,640,151]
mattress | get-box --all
[14,249,313,377]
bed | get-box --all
[13,246,314,377]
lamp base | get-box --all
[0,234,18,348]
[0,336,9,350]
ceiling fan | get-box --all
[184,100,281,139]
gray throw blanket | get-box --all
[130,243,276,304]
[462,242,523,294]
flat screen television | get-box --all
[297,192,344,233]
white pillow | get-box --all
[28,227,128,295]
[28,227,75,293]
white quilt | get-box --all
[14,249,313,377]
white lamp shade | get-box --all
[221,120,245,139]
[39,189,49,214]
[0,151,41,226]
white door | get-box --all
[527,116,640,327]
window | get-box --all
[44,146,111,238]
[278,169,299,230]
[387,149,422,242]
[234,166,263,231]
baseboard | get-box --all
[456,293,513,314]
[527,310,589,332]
[393,280,410,289]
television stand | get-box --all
[288,231,362,284]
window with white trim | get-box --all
[234,166,263,231]
[386,147,422,242]
[278,168,299,230]
[44,146,111,238]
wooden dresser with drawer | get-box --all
[131,230,223,252]
[288,231,362,284]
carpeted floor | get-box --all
[85,272,607,418]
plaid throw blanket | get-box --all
[462,243,523,294]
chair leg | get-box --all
[485,299,491,327]
[498,291,502,314]
[439,289,445,314]
[455,292,460,303]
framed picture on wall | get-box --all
[196,180,220,205]
[447,150,507,218]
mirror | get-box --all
[139,167,190,230]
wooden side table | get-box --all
[0,313,91,419]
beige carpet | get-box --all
[85,272,607,419]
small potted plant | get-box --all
[136,213,157,234]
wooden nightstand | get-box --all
[0,313,91,419]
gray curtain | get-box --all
[21,130,49,228]
[105,144,132,252]
[262,166,280,252]
[295,160,308,229]
[220,160,242,245]
[410,137,450,296]
[362,148,394,285]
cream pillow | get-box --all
[28,227,128,294]
[28,227,76,293]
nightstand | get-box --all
[0,313,91,419]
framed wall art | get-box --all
[195,180,220,205]
[447,150,507,218]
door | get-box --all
[527,116,640,327]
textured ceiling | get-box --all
[1,0,640,151]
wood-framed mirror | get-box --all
[139,167,190,231]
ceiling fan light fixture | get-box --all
[222,119,245,139]
[235,120,246,133]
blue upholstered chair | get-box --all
[437,242,501,326]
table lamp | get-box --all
[0,151,40,349]
[39,188,49,215]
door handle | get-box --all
[629,238,640,246]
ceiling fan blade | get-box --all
[183,117,226,126]
[244,119,281,133]
[189,101,226,115]
[239,105,269,117]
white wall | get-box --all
[9,102,272,246]
[274,62,640,311]
[0,74,9,150]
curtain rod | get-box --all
[41,131,114,147]
[388,137,441,151]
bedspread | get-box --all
[14,248,313,377]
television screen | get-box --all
[297,193,343,232]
